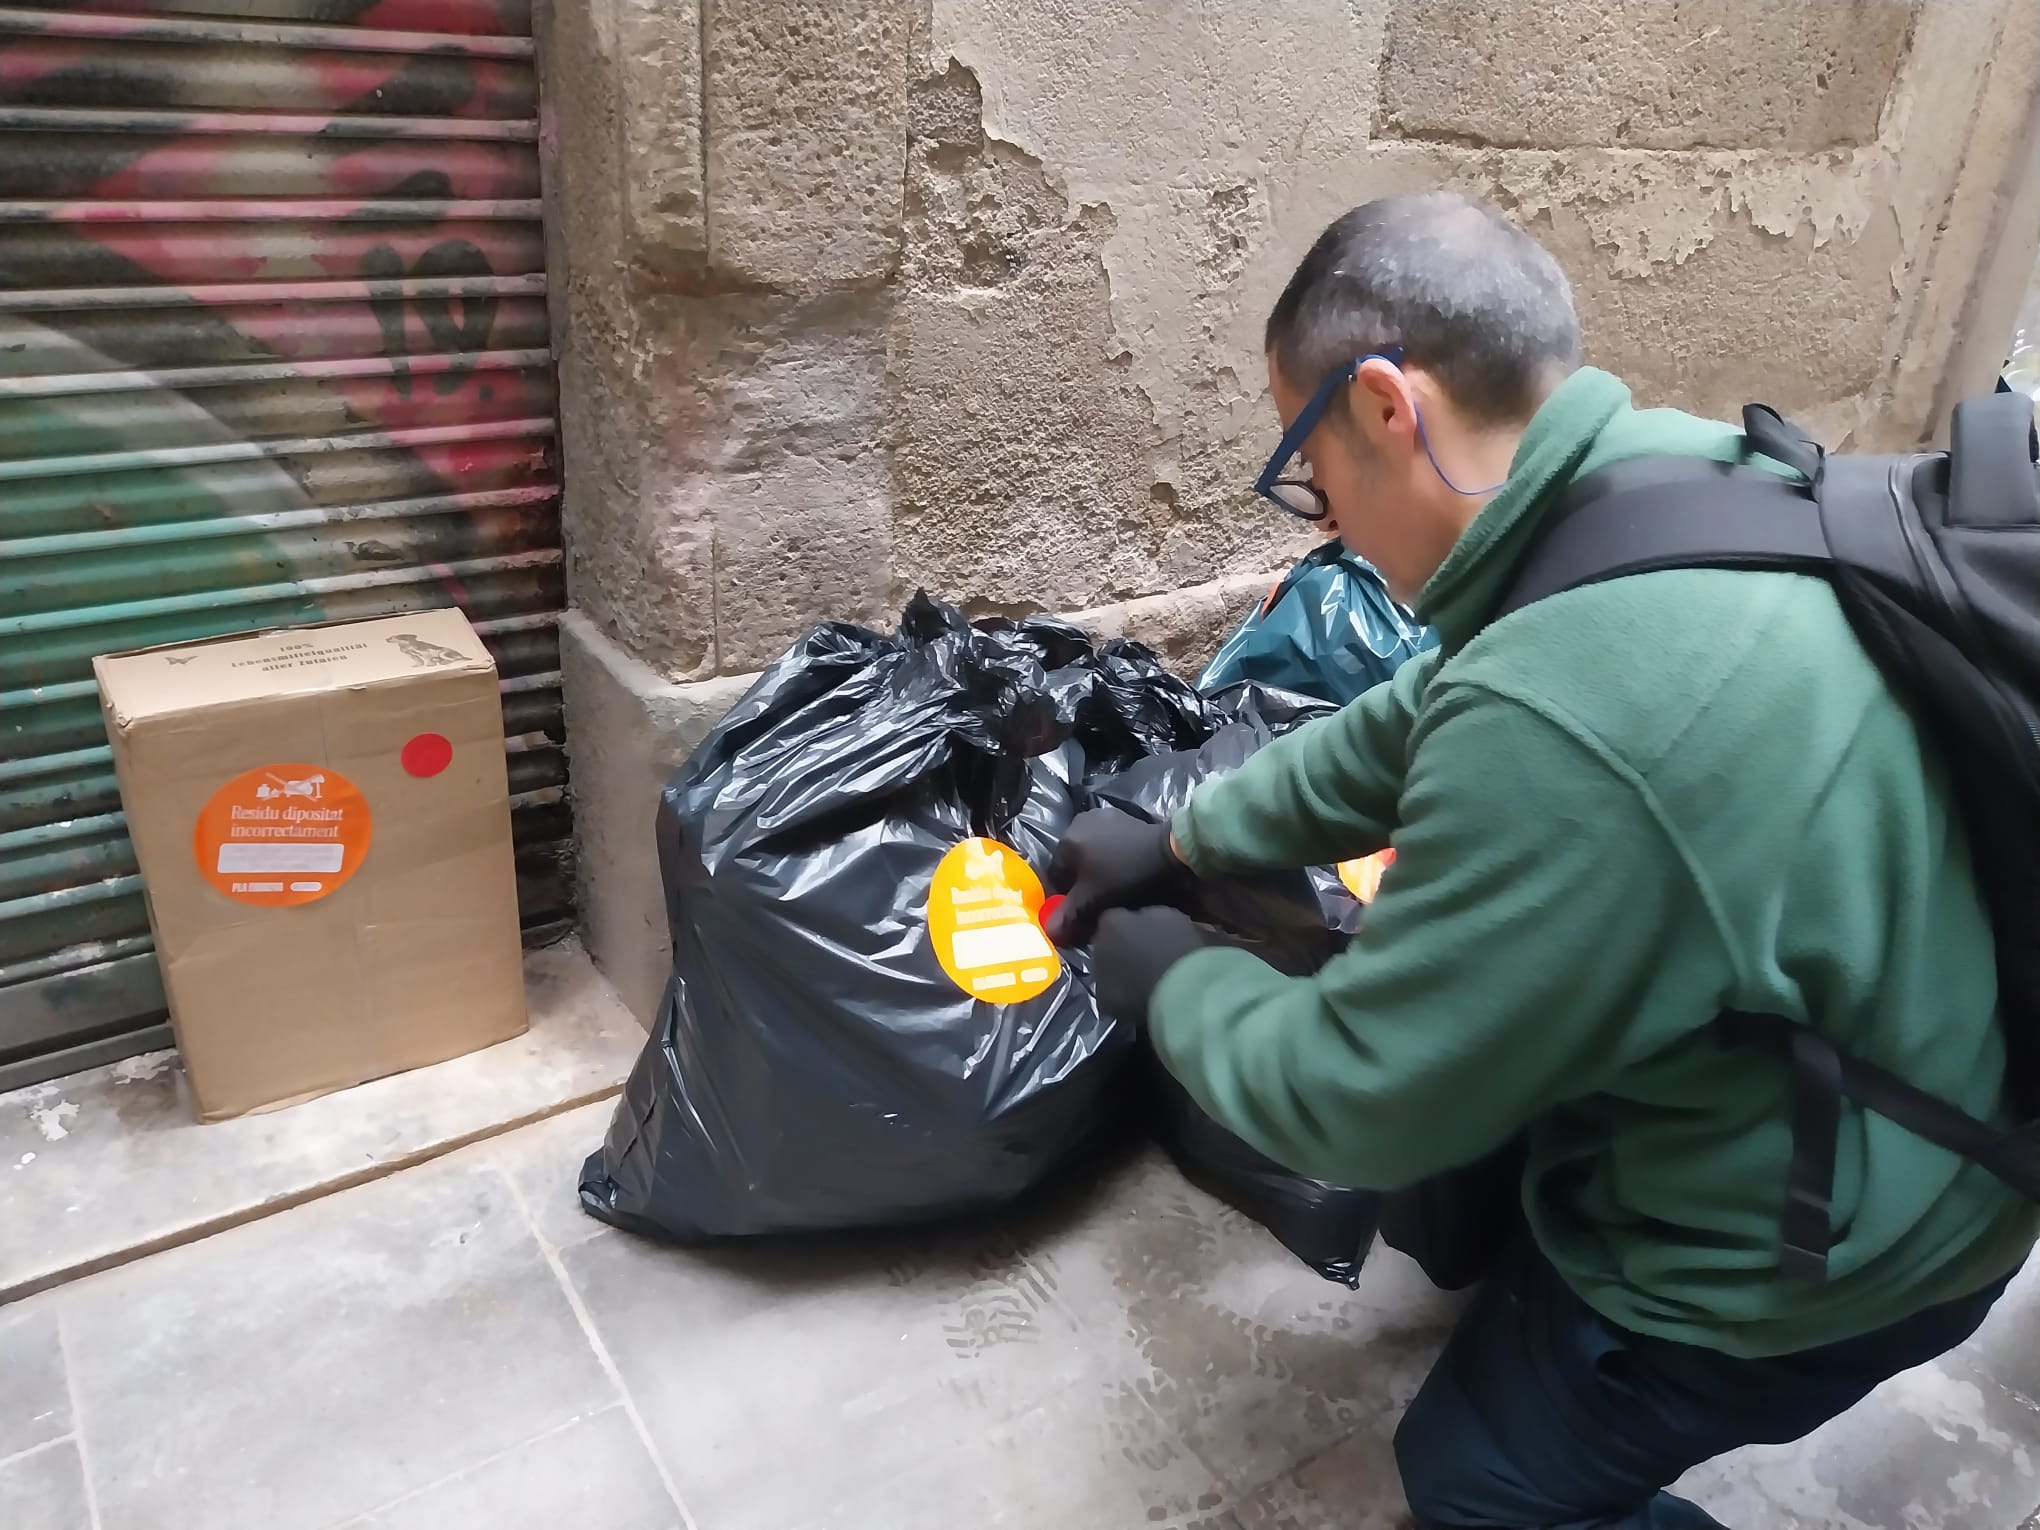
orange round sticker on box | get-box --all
[1337,848,1396,904]
[193,764,372,908]
[928,838,1062,1003]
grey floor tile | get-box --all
[1224,1431,1429,1530]
[1024,1153,1457,1503]
[1957,1248,2040,1406]
[1678,1352,2040,1529]
[0,1306,70,1459]
[486,1099,617,1253]
[758,1394,1236,1530]
[57,1157,618,1530]
[0,1440,93,1530]
[558,1175,1235,1530]
[0,941,640,1304]
[1225,1277,2040,1530]
[352,1405,676,1530]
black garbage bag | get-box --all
[1088,682,1362,977]
[579,595,1208,1243]
[1089,682,1382,1285]
[1147,1062,1380,1288]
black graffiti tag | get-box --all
[361,240,500,399]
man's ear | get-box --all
[1349,358,1417,446]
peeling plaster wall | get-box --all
[905,3,1385,619]
[1376,2,1914,151]
[539,0,2040,682]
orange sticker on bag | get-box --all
[928,838,1061,1003]
[1337,847,1396,904]
[193,764,372,908]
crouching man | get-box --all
[1048,192,2035,1530]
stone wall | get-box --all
[536,0,2040,1020]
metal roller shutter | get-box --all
[0,0,567,1091]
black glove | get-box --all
[1091,907,1208,1026]
[1045,808,1192,945]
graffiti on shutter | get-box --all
[0,0,566,1088]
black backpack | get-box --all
[1499,383,2040,1280]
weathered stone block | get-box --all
[890,56,1152,614]
[560,612,755,1025]
[1559,202,1905,423]
[1070,572,1280,674]
[617,0,706,273]
[888,51,1320,616]
[669,288,895,671]
[890,214,1159,615]
[646,289,895,478]
[537,0,705,282]
[535,0,626,281]
[557,290,716,681]
[704,0,912,289]
[566,286,897,680]
[1337,138,1909,428]
[1379,1,1914,151]
[712,455,895,673]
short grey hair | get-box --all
[1264,192,1582,425]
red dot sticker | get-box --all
[1037,893,1067,936]
[401,733,453,778]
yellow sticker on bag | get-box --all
[1337,847,1396,904]
[929,838,1061,1003]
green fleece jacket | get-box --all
[1159,367,2036,1357]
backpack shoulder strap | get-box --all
[1496,453,1846,1282]
[1498,457,1832,620]
[1721,1010,2040,1281]
[1502,443,2040,1280]
[1950,387,2040,526]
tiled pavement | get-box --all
[4,1099,2036,1530]
[0,941,641,1305]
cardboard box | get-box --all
[94,609,529,1121]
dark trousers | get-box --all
[1379,1147,2013,1529]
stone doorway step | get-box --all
[0,939,642,1303]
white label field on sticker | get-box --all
[214,842,347,875]
[947,921,1055,972]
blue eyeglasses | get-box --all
[1253,345,1510,519]
[1253,347,1404,522]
